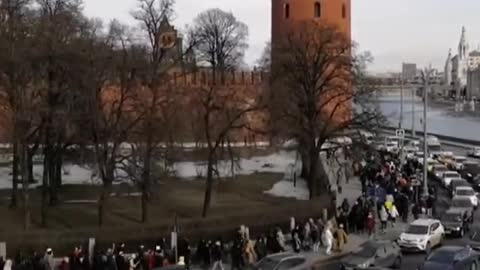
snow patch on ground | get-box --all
[173,150,298,179]
[264,178,309,200]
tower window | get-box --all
[342,4,347,18]
[284,3,290,19]
[314,2,321,18]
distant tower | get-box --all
[458,26,469,60]
[271,0,351,63]
[444,48,452,86]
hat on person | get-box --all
[339,224,344,228]
[46,248,53,253]
[177,257,185,266]
[215,241,221,246]
[155,246,161,251]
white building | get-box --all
[445,26,476,99]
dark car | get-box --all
[441,209,470,237]
[461,161,480,183]
[418,246,479,270]
[472,176,480,192]
[252,253,315,270]
[340,241,402,270]
[449,179,471,197]
[468,228,480,251]
[449,197,475,224]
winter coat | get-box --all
[276,231,286,250]
[211,246,223,262]
[3,260,12,270]
[245,240,257,265]
[335,228,348,251]
[44,255,55,270]
[322,229,333,246]
[380,207,389,222]
[390,205,399,218]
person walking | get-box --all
[211,241,224,270]
[322,222,334,255]
[310,219,320,252]
[335,224,349,252]
[380,206,388,233]
[366,211,375,237]
[44,249,55,270]
[389,204,400,227]
[3,260,12,270]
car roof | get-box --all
[265,252,304,262]
[411,218,439,226]
[456,186,473,190]
[444,171,460,175]
[434,246,467,253]
[445,208,464,214]
[454,156,467,159]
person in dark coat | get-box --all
[254,237,267,260]
[211,241,223,270]
[230,239,243,270]
[116,252,128,270]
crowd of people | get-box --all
[0,218,352,270]
[337,149,438,240]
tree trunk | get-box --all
[20,142,30,230]
[55,150,63,188]
[41,145,49,227]
[141,132,153,223]
[308,148,319,200]
[202,154,214,218]
[98,166,114,227]
[27,150,34,183]
[300,150,310,179]
[10,141,18,208]
[49,149,58,206]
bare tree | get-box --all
[86,21,145,227]
[270,22,382,199]
[131,0,192,223]
[189,9,264,217]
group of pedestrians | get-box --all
[337,149,438,239]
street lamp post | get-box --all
[422,67,433,198]
[412,83,416,137]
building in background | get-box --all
[402,63,417,82]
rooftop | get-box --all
[411,218,439,226]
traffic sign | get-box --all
[395,129,405,138]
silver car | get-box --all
[252,253,317,270]
[340,241,402,270]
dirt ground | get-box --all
[0,173,331,255]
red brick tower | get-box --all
[271,0,351,48]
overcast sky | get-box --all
[82,0,480,73]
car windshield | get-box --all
[456,189,475,196]
[427,250,456,264]
[353,245,377,258]
[442,213,462,222]
[452,198,472,207]
[471,231,480,241]
[253,258,279,270]
[445,173,460,178]
[406,225,429,234]
[456,158,467,163]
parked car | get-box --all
[417,246,479,270]
[340,241,402,270]
[449,197,475,223]
[453,186,479,209]
[449,156,468,171]
[397,219,444,253]
[449,179,471,197]
[468,147,480,158]
[440,209,470,237]
[252,253,316,270]
[442,171,462,187]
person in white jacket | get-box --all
[3,260,12,270]
[389,204,400,227]
[322,222,333,255]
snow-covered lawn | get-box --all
[173,150,299,178]
[0,150,310,201]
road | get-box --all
[322,143,480,270]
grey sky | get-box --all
[83,0,480,72]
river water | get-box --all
[377,94,480,140]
